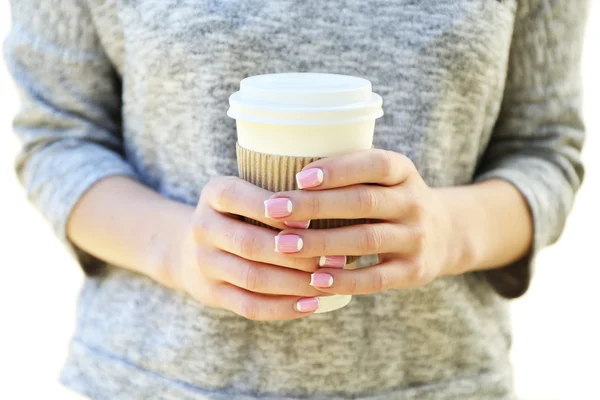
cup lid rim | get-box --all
[228,73,383,125]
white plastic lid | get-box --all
[228,73,383,126]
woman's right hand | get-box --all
[167,176,327,321]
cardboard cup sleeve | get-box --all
[236,142,365,265]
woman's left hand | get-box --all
[264,149,465,295]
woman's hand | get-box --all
[264,149,468,295]
[168,176,330,320]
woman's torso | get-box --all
[62,1,518,398]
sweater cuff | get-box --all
[473,156,573,298]
[20,143,138,275]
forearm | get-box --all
[438,179,533,275]
[66,176,194,286]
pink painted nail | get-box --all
[264,198,292,218]
[274,234,303,253]
[296,168,324,189]
[284,220,311,229]
[318,256,346,269]
[310,273,333,288]
[296,297,320,313]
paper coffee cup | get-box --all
[228,73,383,313]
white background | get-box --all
[0,2,598,399]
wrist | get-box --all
[435,187,478,276]
[435,179,532,275]
[146,200,195,290]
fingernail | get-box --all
[318,255,346,269]
[284,220,311,229]
[296,168,324,189]
[264,198,292,218]
[296,297,320,313]
[310,273,333,288]
[274,234,303,253]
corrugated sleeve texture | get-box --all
[4,0,137,273]
[475,0,589,298]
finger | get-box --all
[275,223,423,258]
[193,208,318,272]
[205,250,327,297]
[295,149,416,189]
[201,176,288,229]
[266,185,411,220]
[308,258,428,295]
[213,283,320,321]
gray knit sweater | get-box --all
[5,0,589,399]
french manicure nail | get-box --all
[318,255,346,269]
[264,198,292,218]
[274,234,303,253]
[296,168,324,189]
[310,273,333,288]
[284,220,311,229]
[296,297,320,313]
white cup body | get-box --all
[236,119,375,158]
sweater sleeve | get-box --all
[474,0,591,298]
[4,0,138,274]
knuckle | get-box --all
[402,153,416,168]
[397,152,417,174]
[194,247,210,275]
[199,183,210,204]
[406,194,424,219]
[207,176,238,211]
[374,149,393,180]
[238,298,261,321]
[339,163,353,185]
[361,225,384,254]
[307,231,327,255]
[346,274,358,294]
[198,250,226,282]
[240,263,264,292]
[309,194,321,217]
[200,177,220,202]
[406,259,426,283]
[268,305,288,321]
[356,186,379,214]
[413,202,425,220]
[317,232,329,255]
[372,270,391,292]
[202,282,221,308]
[232,229,259,260]
[411,227,426,252]
[192,213,212,238]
